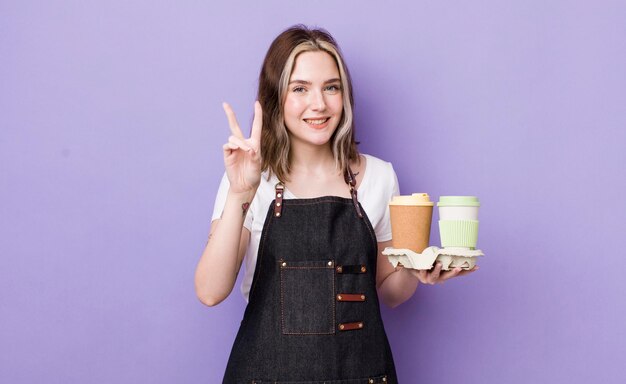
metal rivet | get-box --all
[281,262,287,267]
[275,212,281,217]
[339,324,345,330]
[382,378,387,382]
[358,322,363,328]
[336,266,342,273]
[361,266,367,272]
[369,380,374,384]
[361,295,365,300]
[277,193,282,198]
[337,295,343,301]
[327,261,333,266]
[276,202,281,206]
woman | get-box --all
[195,25,475,383]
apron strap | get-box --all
[344,167,364,219]
[273,166,364,219]
[273,183,284,217]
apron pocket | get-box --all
[280,259,335,335]
[254,374,388,383]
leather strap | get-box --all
[344,167,363,219]
[274,183,284,217]
[338,321,364,331]
[336,264,367,274]
[336,293,366,302]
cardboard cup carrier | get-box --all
[389,193,434,253]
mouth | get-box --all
[303,117,331,128]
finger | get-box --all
[223,142,239,151]
[455,266,479,277]
[250,101,263,144]
[439,268,462,282]
[410,269,423,281]
[428,262,442,283]
[228,135,252,151]
[412,269,429,284]
[223,102,245,139]
[223,143,240,158]
[414,269,433,285]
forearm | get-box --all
[194,188,255,306]
[377,267,419,308]
[375,241,419,308]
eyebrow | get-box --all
[288,78,341,85]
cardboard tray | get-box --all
[383,246,484,271]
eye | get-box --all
[292,86,306,93]
[324,84,341,93]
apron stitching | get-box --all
[280,260,336,335]
[332,261,336,333]
[280,261,284,334]
[282,200,353,206]
[249,203,275,299]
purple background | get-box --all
[2,1,625,383]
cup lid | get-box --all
[389,193,434,206]
[437,196,480,207]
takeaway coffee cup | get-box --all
[437,196,480,249]
[389,193,434,253]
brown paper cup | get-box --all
[389,193,434,253]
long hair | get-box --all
[257,25,358,182]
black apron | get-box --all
[223,170,398,383]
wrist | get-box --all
[397,265,418,280]
[226,188,256,217]
[227,188,256,202]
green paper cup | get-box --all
[438,220,479,248]
[437,196,480,249]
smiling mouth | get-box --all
[303,117,330,125]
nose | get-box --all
[309,89,326,111]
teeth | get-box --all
[305,118,329,125]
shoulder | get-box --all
[359,153,399,200]
[357,154,398,240]
[362,153,393,171]
[361,154,397,185]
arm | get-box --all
[376,240,479,308]
[194,101,263,306]
[194,190,253,306]
[376,240,418,308]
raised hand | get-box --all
[222,101,263,194]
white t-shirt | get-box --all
[211,154,400,301]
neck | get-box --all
[289,141,337,175]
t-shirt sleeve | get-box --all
[210,172,253,230]
[374,162,400,242]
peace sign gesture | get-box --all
[222,101,263,194]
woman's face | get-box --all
[283,51,343,149]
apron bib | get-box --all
[223,172,398,383]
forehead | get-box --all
[290,51,340,80]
